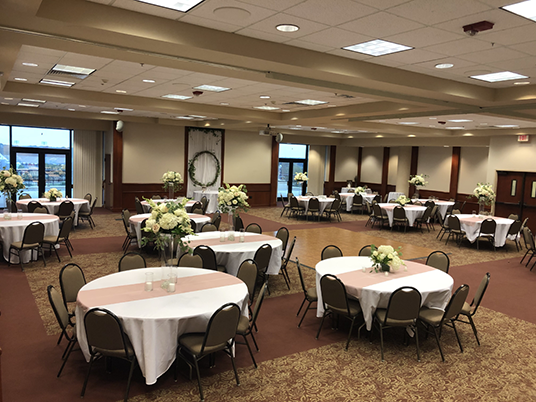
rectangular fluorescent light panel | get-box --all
[470,71,528,82]
[448,119,472,122]
[343,39,413,56]
[40,79,75,87]
[101,111,119,114]
[135,0,204,12]
[162,94,193,100]
[22,98,46,103]
[494,124,519,128]
[295,99,328,106]
[18,102,40,107]
[52,64,95,76]
[193,85,230,92]
[254,106,280,110]
[502,0,536,21]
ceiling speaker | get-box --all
[116,120,124,132]
[275,133,283,143]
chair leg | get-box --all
[123,358,137,402]
[249,330,259,351]
[57,338,76,377]
[81,355,96,397]
[345,317,356,350]
[297,300,313,328]
[64,241,73,258]
[192,357,204,402]
[378,322,385,361]
[467,314,480,346]
[228,344,240,387]
[296,298,307,317]
[414,325,421,362]
[431,326,445,362]
[451,320,463,353]
[315,311,328,340]
[241,334,257,368]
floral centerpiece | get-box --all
[44,188,62,202]
[473,182,496,213]
[370,244,405,274]
[354,186,367,194]
[162,171,183,199]
[409,174,428,187]
[0,166,25,202]
[395,195,411,206]
[218,183,250,216]
[294,172,309,182]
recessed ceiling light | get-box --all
[429,117,437,120]
[399,107,409,111]
[176,116,194,120]
[295,99,327,106]
[470,71,528,82]
[327,104,337,107]
[295,125,302,128]
[190,115,207,119]
[398,122,419,125]
[14,77,27,81]
[220,102,229,105]
[479,122,488,126]
[332,130,345,133]
[343,39,413,57]
[514,81,530,85]
[115,107,133,111]
[448,119,472,122]
[494,124,519,128]
[348,135,354,138]
[502,0,536,22]
[357,130,369,133]
[162,94,193,100]
[135,0,204,12]
[463,133,474,136]
[289,127,300,130]
[376,135,384,138]
[429,125,436,127]
[101,110,119,114]
[259,95,270,99]
[115,90,127,93]
[282,109,290,112]
[79,105,86,107]
[447,126,464,129]
[4,98,13,100]
[22,62,38,67]
[142,79,156,83]
[17,102,39,107]
[291,117,298,120]
[40,78,74,87]
[52,64,95,76]
[435,63,454,69]
[245,121,252,124]
[68,108,75,111]
[0,102,8,105]
[204,123,210,127]
[444,145,450,147]
[194,85,230,92]
[408,135,416,137]
[22,98,46,103]
[276,24,299,32]
[254,106,280,110]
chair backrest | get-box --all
[84,193,92,203]
[521,217,529,230]
[373,203,382,218]
[250,283,268,327]
[201,303,240,352]
[22,221,45,245]
[283,236,297,263]
[420,205,433,221]
[448,215,461,231]
[245,223,262,233]
[177,253,204,268]
[122,209,131,230]
[57,200,74,217]
[523,227,535,250]
[381,286,422,324]
[507,220,522,236]
[330,198,341,211]
[89,197,98,213]
[320,274,350,315]
[190,219,197,232]
[47,285,70,332]
[452,209,461,215]
[191,201,203,215]
[296,258,308,294]
[275,227,289,254]
[200,196,209,214]
[27,201,43,213]
[237,259,258,303]
[193,245,218,270]
[305,192,314,196]
[308,198,320,211]
[353,194,363,205]
[424,200,435,208]
[233,215,244,231]
[254,244,272,273]
[289,196,299,209]
[135,198,144,215]
[358,245,372,257]
[33,207,48,214]
[152,195,161,199]
[19,193,31,200]
[393,206,407,219]
[426,250,450,273]
[59,263,86,305]
[508,214,519,220]
[321,245,343,260]
[84,308,131,358]
[58,216,74,240]
[118,252,147,271]
[201,223,218,232]
[480,218,497,235]
[443,284,470,322]
[211,211,221,229]
[373,194,381,203]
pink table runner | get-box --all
[337,261,435,299]
[187,234,276,248]
[78,271,240,309]
[381,204,423,211]
[459,215,502,226]
[0,214,58,222]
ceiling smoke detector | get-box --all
[463,21,494,36]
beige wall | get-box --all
[487,136,536,185]
[459,147,489,194]
[73,130,103,204]
[123,122,185,183]
[308,145,327,195]
[388,147,399,186]
[395,147,411,194]
[418,147,452,192]
[361,147,383,184]
[224,130,271,183]
[334,146,357,182]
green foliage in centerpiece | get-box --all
[0,166,25,198]
[44,188,62,201]
[370,244,405,273]
[395,195,411,206]
[473,182,496,206]
[161,171,183,192]
[218,183,250,215]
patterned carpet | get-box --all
[23,207,536,401]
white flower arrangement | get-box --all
[44,188,62,201]
[395,195,411,206]
[294,172,309,182]
[370,244,405,273]
[0,166,25,198]
[142,198,194,251]
[162,171,183,192]
[218,183,250,215]
[409,174,428,187]
[354,186,367,194]
[473,182,496,205]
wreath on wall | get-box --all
[188,150,221,187]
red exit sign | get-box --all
[518,135,530,142]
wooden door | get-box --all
[495,171,524,219]
[104,154,112,210]
[522,173,536,232]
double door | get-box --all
[278,160,306,198]
[495,171,536,232]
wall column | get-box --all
[449,147,461,200]
[409,146,419,196]
[380,147,390,196]
[270,137,279,206]
[112,125,123,212]
[396,147,412,194]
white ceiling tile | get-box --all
[410,57,476,71]
[234,28,291,43]
[511,41,536,56]
[458,46,529,64]
[354,0,410,10]
[434,9,532,35]
[377,48,445,65]
[388,0,492,25]
[296,28,372,49]
[326,48,373,61]
[283,39,334,53]
[339,11,424,37]
[421,38,493,57]
[284,0,376,25]
[383,27,465,48]
[234,0,306,12]
[235,13,329,38]
[474,24,536,46]
[487,56,536,71]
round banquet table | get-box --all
[129,213,211,246]
[341,193,376,212]
[75,267,248,385]
[16,198,89,226]
[296,196,333,215]
[379,203,427,227]
[193,190,218,214]
[0,213,60,263]
[456,214,514,247]
[315,256,453,331]
[183,231,283,276]
[141,199,197,213]
[416,199,455,220]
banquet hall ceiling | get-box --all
[2,0,536,145]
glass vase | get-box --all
[168,183,174,200]
[227,211,235,231]
[160,235,176,267]
[478,200,486,215]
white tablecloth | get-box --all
[457,214,514,247]
[416,199,454,219]
[387,192,405,202]
[16,198,89,227]
[379,203,427,227]
[341,193,375,212]
[183,231,283,276]
[129,213,211,246]
[193,191,218,214]
[296,196,333,215]
[315,256,453,331]
[0,213,60,263]
[141,199,196,213]
[76,267,248,385]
